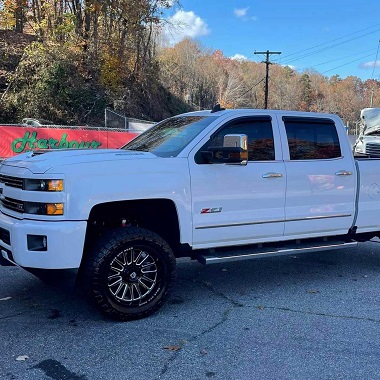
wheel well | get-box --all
[83,199,181,257]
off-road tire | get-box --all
[83,227,176,321]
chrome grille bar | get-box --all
[0,174,24,189]
[366,143,380,157]
[0,197,24,213]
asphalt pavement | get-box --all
[2,242,380,380]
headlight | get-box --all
[24,202,64,215]
[24,179,63,191]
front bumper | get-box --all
[0,212,86,269]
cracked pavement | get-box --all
[2,242,380,379]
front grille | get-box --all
[0,197,24,213]
[366,143,380,157]
[0,174,23,189]
[0,227,10,245]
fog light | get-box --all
[27,235,47,251]
[24,202,64,215]
[47,203,64,215]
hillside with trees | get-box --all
[0,0,379,128]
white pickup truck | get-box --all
[1,108,380,320]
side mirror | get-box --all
[202,134,248,165]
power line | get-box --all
[234,77,266,101]
[248,23,380,63]
[321,53,375,74]
[312,48,376,67]
[279,28,380,65]
[275,23,380,62]
[285,24,380,58]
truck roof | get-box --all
[180,108,339,120]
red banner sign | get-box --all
[0,125,139,159]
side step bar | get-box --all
[196,241,358,265]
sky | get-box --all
[163,0,380,81]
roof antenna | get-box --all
[211,103,226,113]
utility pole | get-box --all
[254,50,281,109]
[370,40,380,107]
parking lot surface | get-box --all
[2,242,380,379]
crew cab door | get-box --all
[188,115,286,249]
[280,116,356,237]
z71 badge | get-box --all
[200,207,222,214]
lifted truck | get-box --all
[1,108,380,320]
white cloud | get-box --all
[233,7,257,21]
[359,61,380,69]
[234,7,249,18]
[165,10,210,45]
[231,54,248,61]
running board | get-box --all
[196,241,358,265]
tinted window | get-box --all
[122,115,218,157]
[207,118,275,161]
[284,119,341,160]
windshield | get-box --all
[121,115,217,157]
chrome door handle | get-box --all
[335,170,352,176]
[262,172,283,178]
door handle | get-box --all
[262,172,283,178]
[335,170,352,176]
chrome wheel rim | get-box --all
[107,247,158,303]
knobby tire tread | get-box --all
[83,227,176,321]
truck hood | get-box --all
[361,108,380,135]
[363,125,380,136]
[1,149,156,174]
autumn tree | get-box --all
[3,42,106,123]
[0,0,27,31]
[268,65,301,110]
[158,39,218,109]
[1,0,182,122]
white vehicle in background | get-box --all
[353,108,380,156]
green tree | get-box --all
[4,42,106,123]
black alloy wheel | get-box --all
[83,227,176,321]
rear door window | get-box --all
[283,117,341,160]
